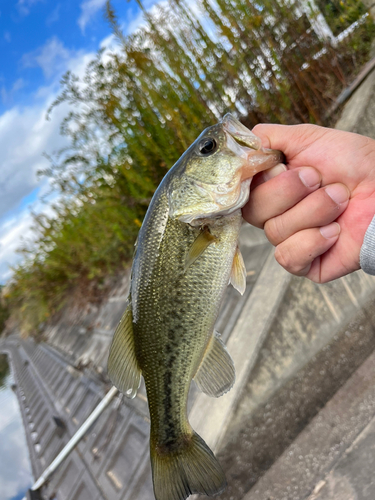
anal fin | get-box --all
[230,246,246,295]
[107,302,141,399]
[194,332,235,397]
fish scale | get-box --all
[133,188,241,442]
[107,114,283,500]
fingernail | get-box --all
[325,184,349,205]
[263,163,287,181]
[298,167,321,188]
[320,222,341,239]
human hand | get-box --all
[243,124,375,283]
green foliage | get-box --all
[6,0,375,335]
[0,354,9,388]
[316,0,367,35]
[0,286,9,334]
[345,14,375,63]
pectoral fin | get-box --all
[185,228,217,270]
[107,302,141,399]
[230,246,246,295]
[194,332,235,397]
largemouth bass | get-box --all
[108,114,283,500]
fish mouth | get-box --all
[222,114,262,150]
[222,114,285,179]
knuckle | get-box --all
[264,216,286,245]
[275,242,307,275]
[274,244,295,272]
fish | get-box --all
[107,114,283,500]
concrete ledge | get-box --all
[215,289,375,500]
[335,65,375,138]
[242,318,375,500]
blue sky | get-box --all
[0,0,146,113]
[0,0,158,283]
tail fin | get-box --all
[150,432,226,500]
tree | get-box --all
[6,0,374,334]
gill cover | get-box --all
[168,114,283,225]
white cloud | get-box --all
[0,43,97,282]
[1,78,26,105]
[0,100,68,218]
[22,36,95,81]
[0,96,67,282]
[78,0,107,33]
[4,31,11,43]
[125,9,144,35]
[12,79,25,94]
[0,172,60,283]
[99,32,117,50]
[22,36,71,79]
[46,4,60,25]
[17,0,43,16]
[67,50,97,79]
[0,208,38,282]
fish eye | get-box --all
[199,138,217,155]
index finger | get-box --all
[252,123,327,163]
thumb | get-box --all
[252,123,325,161]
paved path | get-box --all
[4,217,375,499]
[1,337,154,500]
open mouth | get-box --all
[222,114,263,150]
[222,114,285,179]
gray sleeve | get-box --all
[360,215,375,275]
